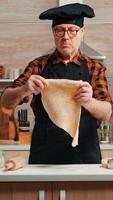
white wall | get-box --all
[59,0,83,6]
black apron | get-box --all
[29,56,101,164]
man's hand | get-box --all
[22,75,48,96]
[74,81,112,121]
[74,81,93,106]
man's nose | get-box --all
[63,30,69,38]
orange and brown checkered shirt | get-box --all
[11,49,112,114]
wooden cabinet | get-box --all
[0,182,52,200]
[53,182,113,200]
[0,181,113,200]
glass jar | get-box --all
[98,122,109,143]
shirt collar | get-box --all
[52,49,81,66]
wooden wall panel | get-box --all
[0,0,57,133]
[0,23,54,70]
[107,78,113,99]
[106,67,113,77]
[0,0,58,22]
[84,0,113,23]
[84,24,113,60]
[84,23,113,76]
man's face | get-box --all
[52,24,85,58]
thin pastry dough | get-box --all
[41,79,82,147]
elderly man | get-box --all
[1,3,112,164]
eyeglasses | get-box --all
[54,27,81,38]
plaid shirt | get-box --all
[11,49,112,114]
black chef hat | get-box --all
[39,3,95,27]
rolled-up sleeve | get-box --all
[90,61,112,103]
[7,59,40,104]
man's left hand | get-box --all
[74,81,93,106]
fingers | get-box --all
[23,75,48,95]
[74,82,93,103]
[31,75,48,88]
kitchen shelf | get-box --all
[0,79,14,83]
[0,144,30,151]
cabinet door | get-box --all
[0,182,52,200]
[53,182,113,200]
[53,182,77,200]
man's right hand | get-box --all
[22,75,48,96]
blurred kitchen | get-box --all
[0,2,113,200]
[0,0,113,154]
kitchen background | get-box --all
[0,0,113,143]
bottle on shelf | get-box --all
[98,122,109,144]
[0,65,4,79]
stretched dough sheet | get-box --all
[41,79,82,147]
